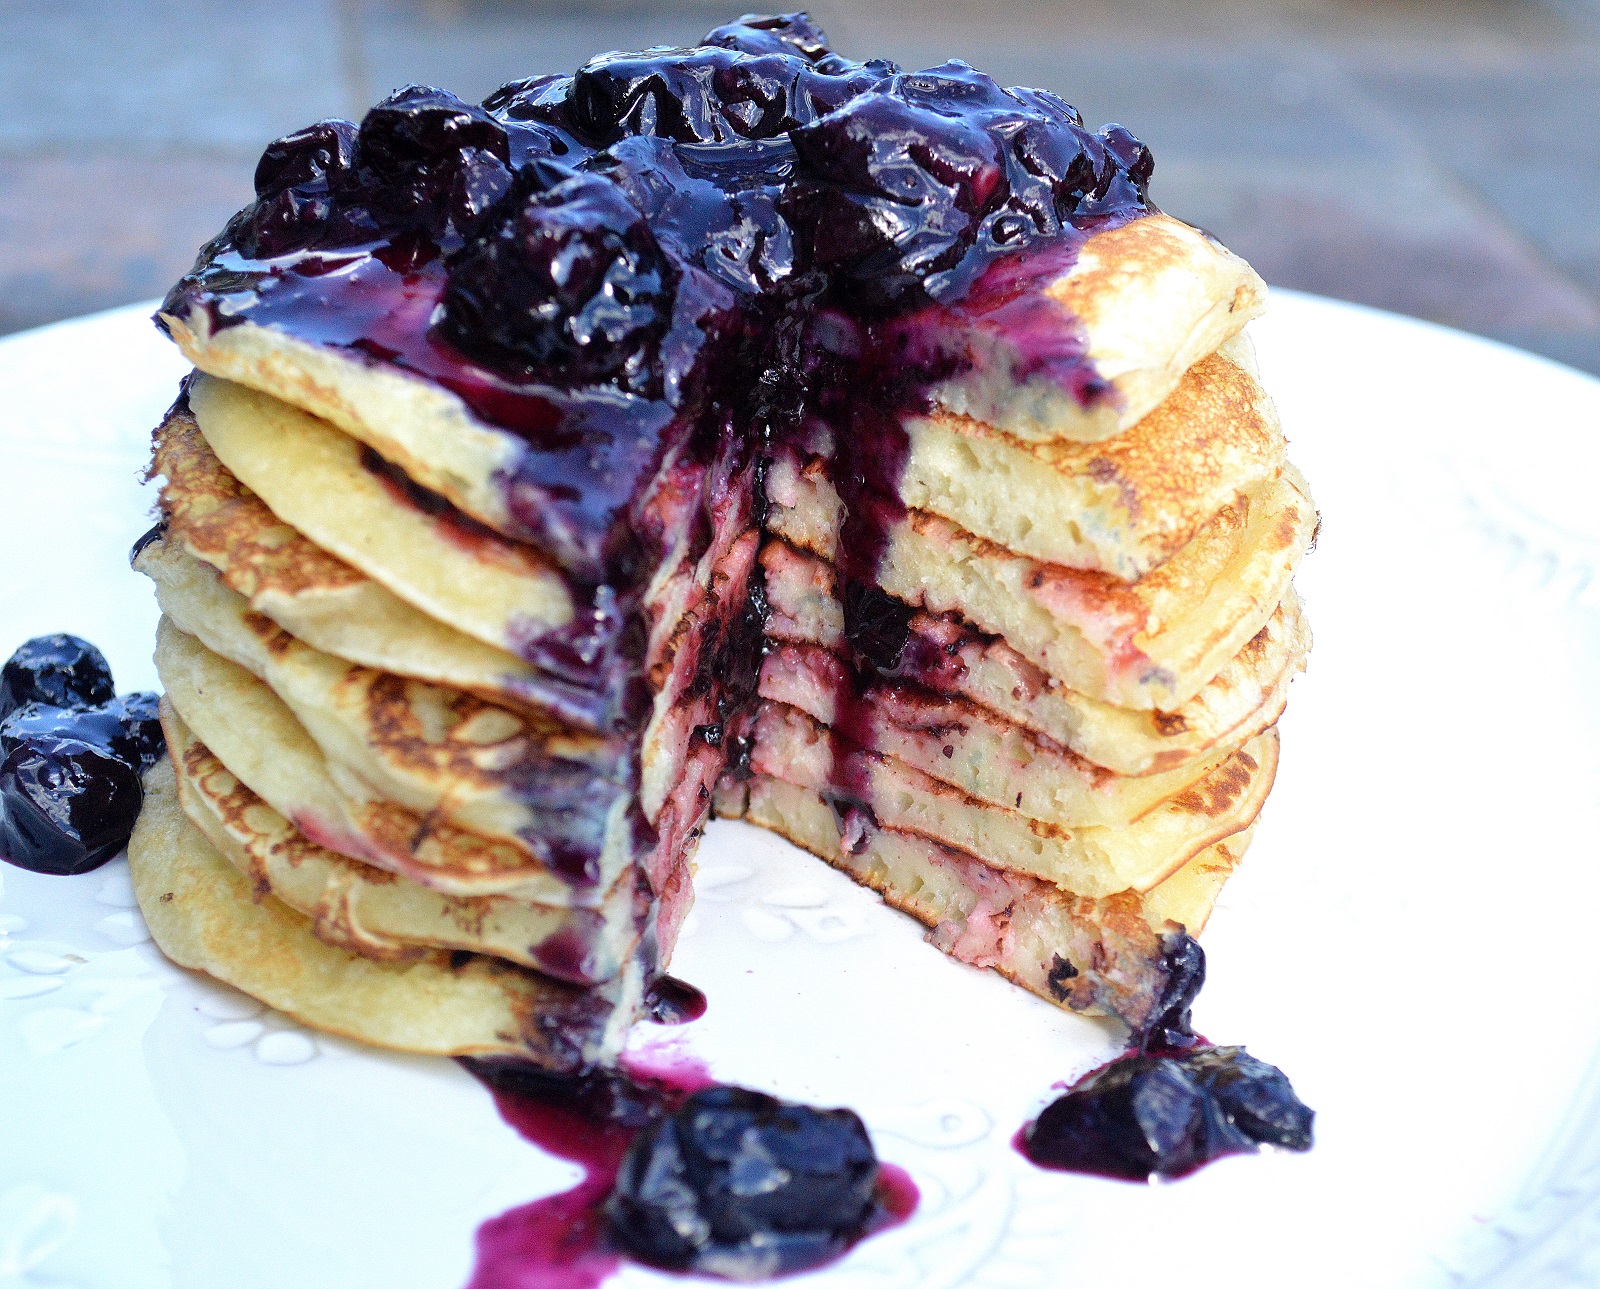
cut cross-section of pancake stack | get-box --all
[718,216,1315,1033]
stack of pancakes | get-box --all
[717,214,1314,1031]
[130,197,1312,1064]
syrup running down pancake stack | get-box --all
[127,12,1313,1068]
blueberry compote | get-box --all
[159,11,1154,743]
[0,634,166,875]
[461,1054,916,1287]
[1018,935,1314,1181]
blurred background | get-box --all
[2,0,1597,374]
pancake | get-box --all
[130,758,641,1067]
[757,641,1239,828]
[749,700,1277,897]
[187,373,573,654]
[721,773,1250,1030]
[1141,822,1249,935]
[160,215,1263,541]
[166,707,640,982]
[900,332,1286,578]
[150,399,565,722]
[768,456,1316,710]
[141,534,623,845]
[928,214,1267,444]
[154,615,625,903]
[761,538,1310,776]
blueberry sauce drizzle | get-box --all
[460,1052,917,1287]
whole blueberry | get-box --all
[702,13,834,61]
[606,1085,880,1278]
[440,170,674,388]
[342,85,512,239]
[788,73,1008,310]
[102,692,166,773]
[254,118,359,196]
[1023,1044,1314,1180]
[842,582,915,674]
[0,737,144,875]
[358,84,509,175]
[1183,1046,1315,1152]
[571,48,743,146]
[0,635,115,722]
[235,119,364,258]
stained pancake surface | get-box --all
[900,332,1287,577]
[151,399,558,718]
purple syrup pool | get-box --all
[461,1051,918,1287]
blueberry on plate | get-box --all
[101,692,165,773]
[0,634,116,722]
[606,1085,880,1279]
[1023,1044,1314,1181]
[0,735,144,875]
[1182,1045,1315,1152]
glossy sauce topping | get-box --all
[161,12,1153,593]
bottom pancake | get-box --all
[129,758,640,1068]
[719,772,1250,1033]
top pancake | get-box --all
[160,213,1263,546]
[928,215,1266,444]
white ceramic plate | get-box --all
[3,294,1600,1289]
